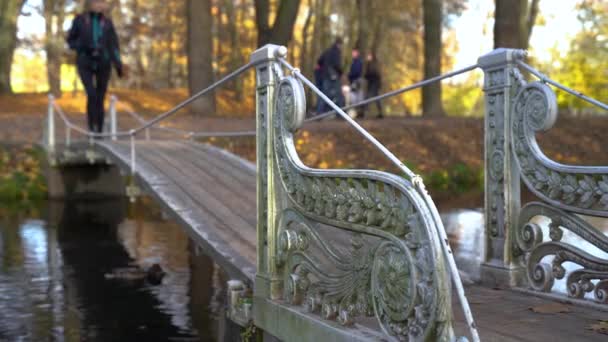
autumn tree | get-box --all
[542,0,608,112]
[0,0,26,94]
[44,0,67,97]
[422,0,444,116]
[254,0,301,47]
[494,0,540,49]
[187,0,215,114]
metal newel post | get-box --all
[251,44,286,301]
[110,95,118,141]
[478,48,526,287]
[47,94,55,152]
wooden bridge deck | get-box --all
[85,140,607,341]
[95,140,258,281]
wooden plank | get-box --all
[186,140,256,175]
[453,286,608,341]
[174,141,257,196]
[175,141,257,195]
[135,145,257,241]
[161,141,258,211]
[96,141,169,185]
[138,143,256,230]
[95,140,257,275]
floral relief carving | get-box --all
[271,76,454,341]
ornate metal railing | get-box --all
[252,45,478,342]
[479,48,608,305]
[42,43,608,339]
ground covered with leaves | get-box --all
[1,91,607,210]
[200,115,608,210]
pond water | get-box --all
[0,198,241,341]
[1,198,607,341]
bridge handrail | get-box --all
[278,57,480,342]
[125,110,256,139]
[305,63,480,123]
[517,60,608,111]
[49,59,260,140]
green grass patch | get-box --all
[403,161,483,195]
[0,145,47,203]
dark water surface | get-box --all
[0,198,239,341]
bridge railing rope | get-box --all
[516,60,608,111]
[124,109,256,139]
[303,63,480,123]
[45,59,263,176]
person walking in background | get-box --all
[364,52,383,119]
[67,0,124,134]
[317,38,344,114]
[347,46,364,118]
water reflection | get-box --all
[442,209,485,284]
[0,198,238,341]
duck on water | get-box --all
[104,263,166,285]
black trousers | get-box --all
[364,82,383,117]
[77,58,111,133]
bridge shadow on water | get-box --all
[0,197,242,342]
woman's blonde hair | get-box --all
[83,0,105,12]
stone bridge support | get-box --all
[45,146,126,200]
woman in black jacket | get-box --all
[364,52,383,119]
[67,0,124,133]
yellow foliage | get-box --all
[0,87,255,117]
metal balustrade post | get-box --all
[110,95,117,140]
[479,48,526,287]
[125,130,141,203]
[251,44,286,301]
[47,94,55,152]
[66,127,71,147]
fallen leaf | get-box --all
[588,320,608,335]
[528,303,571,314]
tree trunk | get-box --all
[225,0,243,100]
[255,0,301,47]
[166,4,174,88]
[300,0,313,77]
[356,0,369,55]
[0,0,25,94]
[188,0,216,115]
[309,0,323,65]
[494,0,539,49]
[44,0,66,97]
[422,0,445,117]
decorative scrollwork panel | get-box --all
[510,79,608,303]
[511,82,608,217]
[270,76,454,341]
[514,202,608,303]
